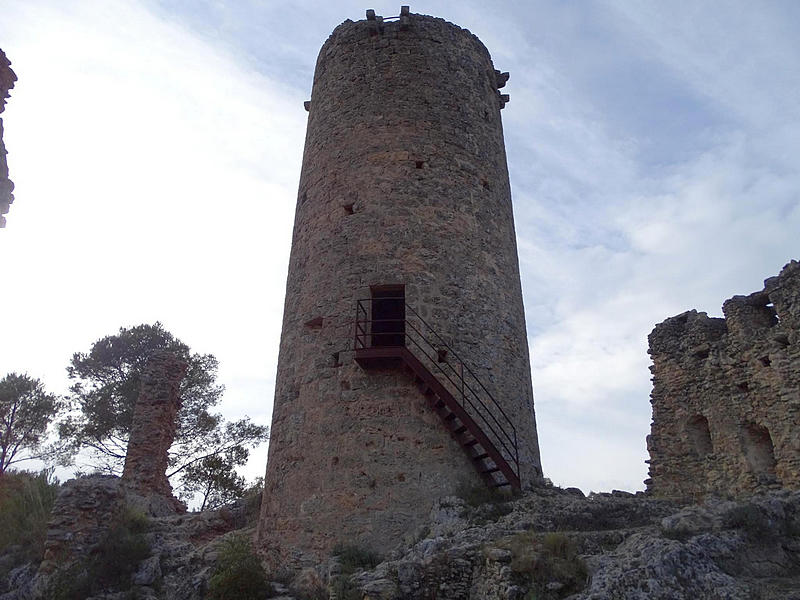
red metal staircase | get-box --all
[353,298,521,490]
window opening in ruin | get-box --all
[760,356,771,367]
[687,415,713,458]
[415,160,424,169]
[741,423,779,482]
[343,203,354,215]
[370,285,405,347]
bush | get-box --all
[43,506,151,600]
[723,504,774,540]
[332,543,382,574]
[499,532,587,600]
[91,507,151,588]
[330,575,362,600]
[207,534,271,600]
[0,470,60,575]
[456,482,508,507]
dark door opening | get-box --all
[371,286,405,347]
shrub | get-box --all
[499,532,587,600]
[455,482,515,525]
[207,534,271,600]
[456,482,508,507]
[43,505,151,599]
[91,507,151,588]
[330,575,362,600]
[723,504,774,539]
[332,543,381,574]
[0,470,60,575]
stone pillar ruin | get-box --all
[258,7,542,569]
[0,49,17,228]
[122,350,187,514]
[647,260,800,499]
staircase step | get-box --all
[380,343,520,492]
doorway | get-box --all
[371,285,405,347]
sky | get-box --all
[1,0,798,494]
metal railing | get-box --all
[353,298,519,481]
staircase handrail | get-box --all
[353,298,520,479]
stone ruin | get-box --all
[122,350,188,515]
[39,352,187,575]
[0,48,16,228]
[647,260,800,499]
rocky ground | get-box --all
[2,483,800,599]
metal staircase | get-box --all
[353,298,521,490]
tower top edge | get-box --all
[320,9,493,62]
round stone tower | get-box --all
[257,7,542,568]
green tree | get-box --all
[58,323,268,493]
[180,450,247,511]
[0,373,60,476]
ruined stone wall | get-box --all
[122,351,187,515]
[39,476,125,574]
[0,49,17,228]
[258,8,541,569]
[647,260,800,499]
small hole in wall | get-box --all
[331,352,342,368]
[304,316,323,329]
[340,380,350,390]
[737,382,749,392]
[397,473,406,482]
[760,356,771,367]
[343,203,354,215]
[694,348,710,359]
[331,456,339,466]
[415,160,424,169]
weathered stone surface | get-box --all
[6,483,799,599]
[122,351,187,515]
[258,8,541,570]
[647,260,800,499]
[342,488,800,600]
[0,48,17,228]
[38,476,126,574]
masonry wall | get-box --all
[122,351,187,515]
[647,260,800,499]
[0,49,17,228]
[258,10,541,569]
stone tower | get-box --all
[258,8,542,568]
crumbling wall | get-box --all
[647,260,800,499]
[0,49,17,228]
[122,350,187,514]
[39,476,125,574]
